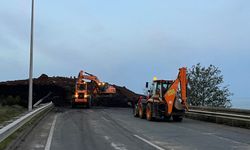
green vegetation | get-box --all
[0,95,25,124]
[187,63,233,108]
[0,95,21,106]
[0,106,51,150]
[0,95,26,150]
[0,105,26,124]
[0,129,19,150]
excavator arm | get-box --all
[78,70,102,85]
[78,70,116,94]
[163,67,188,115]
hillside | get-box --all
[0,74,139,107]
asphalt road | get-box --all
[17,107,250,150]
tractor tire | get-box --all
[172,115,183,122]
[146,103,153,121]
[139,104,145,119]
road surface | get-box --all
[16,107,250,150]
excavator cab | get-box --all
[151,80,173,100]
[72,81,92,108]
[78,82,87,90]
[73,70,117,108]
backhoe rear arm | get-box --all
[164,67,188,115]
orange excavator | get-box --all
[72,70,116,108]
[134,67,188,121]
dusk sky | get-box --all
[0,1,249,108]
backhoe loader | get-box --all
[134,67,188,121]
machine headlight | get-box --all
[84,95,88,98]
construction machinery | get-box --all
[72,70,116,108]
[134,67,188,121]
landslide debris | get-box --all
[0,74,139,107]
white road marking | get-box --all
[88,110,94,113]
[102,116,110,122]
[111,142,127,150]
[40,133,47,137]
[104,136,110,140]
[215,135,244,145]
[44,114,57,150]
[202,132,215,135]
[103,136,127,150]
[177,125,248,145]
[34,144,44,148]
[134,134,165,150]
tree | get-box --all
[187,63,232,108]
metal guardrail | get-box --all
[186,107,250,129]
[33,92,52,107]
[188,109,250,121]
[0,102,53,143]
[188,106,250,115]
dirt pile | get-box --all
[0,74,139,107]
[113,85,140,105]
[0,75,75,107]
[93,85,140,107]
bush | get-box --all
[0,95,4,104]
[1,95,21,106]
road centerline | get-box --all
[102,116,111,122]
[134,134,165,150]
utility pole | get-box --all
[28,0,35,111]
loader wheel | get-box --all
[172,115,183,122]
[139,105,145,119]
[146,103,153,121]
[133,105,139,117]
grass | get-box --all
[0,105,26,150]
[0,130,19,150]
[0,105,26,125]
[0,105,52,150]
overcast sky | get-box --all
[0,0,249,107]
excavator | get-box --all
[134,67,188,121]
[72,70,116,108]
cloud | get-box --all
[0,0,250,101]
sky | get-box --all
[0,0,250,108]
